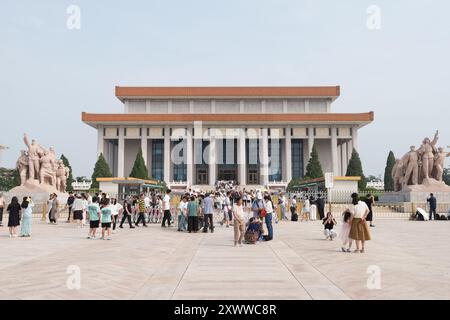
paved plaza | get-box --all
[0,217,448,300]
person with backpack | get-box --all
[290,195,298,221]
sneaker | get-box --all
[370,225,375,227]
[119,225,123,229]
[341,247,346,252]
[346,249,351,253]
[143,225,148,228]
[100,237,105,240]
[87,236,91,239]
[130,226,135,229]
[106,237,111,240]
[12,234,18,238]
[9,234,12,238]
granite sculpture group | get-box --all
[15,134,70,193]
[392,131,450,192]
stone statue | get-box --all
[56,160,68,193]
[401,146,419,186]
[16,150,29,185]
[39,150,56,186]
[392,159,404,192]
[417,130,439,182]
[433,147,450,182]
[12,134,70,194]
[23,133,44,182]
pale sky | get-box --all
[1,0,449,178]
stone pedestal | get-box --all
[6,180,68,204]
[379,179,450,204]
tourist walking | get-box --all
[81,193,89,226]
[161,189,172,227]
[20,197,34,237]
[47,194,54,224]
[177,195,188,232]
[100,198,112,240]
[316,194,325,220]
[111,198,122,232]
[322,212,337,241]
[339,209,353,252]
[365,194,376,227]
[7,196,21,237]
[202,193,215,233]
[87,196,101,239]
[301,196,310,221]
[290,195,298,221]
[232,196,245,246]
[263,195,274,241]
[310,196,317,221]
[119,197,135,228]
[187,195,199,233]
[0,192,5,227]
[66,192,75,222]
[279,193,288,220]
[427,193,437,221]
[72,194,85,227]
[135,193,148,227]
[348,193,371,253]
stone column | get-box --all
[284,126,292,182]
[141,126,148,166]
[97,125,104,156]
[208,137,216,186]
[118,126,125,177]
[331,127,339,175]
[238,128,246,185]
[163,126,170,183]
[352,126,359,151]
[345,140,351,172]
[308,126,314,156]
[260,128,269,187]
[186,128,193,186]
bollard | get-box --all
[42,202,47,222]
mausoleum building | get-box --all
[82,86,373,189]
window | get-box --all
[151,140,164,181]
[172,139,187,181]
[291,139,304,179]
[268,138,281,181]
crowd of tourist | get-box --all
[0,186,380,253]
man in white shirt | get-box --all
[161,189,172,227]
[279,193,288,221]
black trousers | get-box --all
[67,206,72,221]
[136,212,147,226]
[0,207,3,224]
[112,215,118,230]
[162,209,171,227]
[429,207,436,220]
[318,207,325,220]
[188,216,198,232]
[203,214,214,232]
[120,213,133,227]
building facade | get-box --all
[82,86,373,189]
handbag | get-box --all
[260,209,267,218]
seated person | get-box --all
[245,217,262,244]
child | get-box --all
[100,198,112,240]
[87,196,101,239]
[322,212,337,241]
[339,209,353,252]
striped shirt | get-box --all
[138,199,145,213]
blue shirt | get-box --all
[203,196,214,214]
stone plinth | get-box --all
[6,180,68,203]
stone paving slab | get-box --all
[0,218,449,300]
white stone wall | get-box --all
[315,139,332,173]
[124,139,140,177]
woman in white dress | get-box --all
[310,196,317,221]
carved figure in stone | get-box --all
[16,150,29,186]
[39,150,56,186]
[401,146,419,186]
[392,159,404,192]
[23,134,44,182]
[56,160,68,192]
[417,130,439,181]
[433,147,450,182]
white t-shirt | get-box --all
[178,201,188,216]
[112,203,123,216]
[163,194,171,211]
[352,201,369,218]
[72,198,85,211]
[304,199,310,210]
[144,196,151,208]
[290,198,297,208]
[264,200,274,214]
[233,204,245,221]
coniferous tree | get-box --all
[305,144,324,179]
[444,167,450,186]
[129,149,149,179]
[346,149,367,190]
[60,154,74,192]
[383,151,396,191]
[91,153,112,189]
